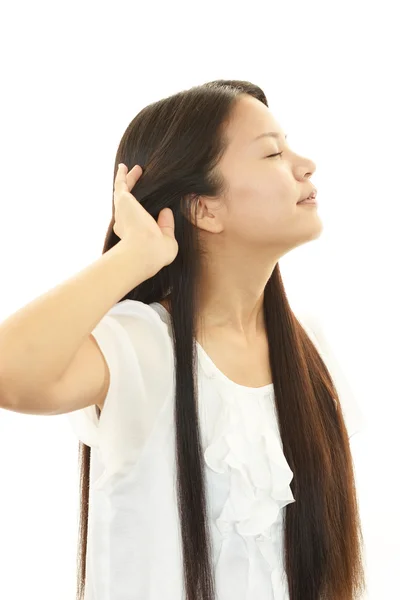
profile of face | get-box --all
[193,94,323,260]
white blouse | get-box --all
[67,299,366,600]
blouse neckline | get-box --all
[151,302,274,395]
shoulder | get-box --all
[295,310,322,349]
[105,299,166,325]
[102,299,170,340]
[92,299,174,374]
[295,310,366,438]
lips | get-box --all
[297,189,317,204]
[298,197,317,205]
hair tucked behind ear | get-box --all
[76,80,366,600]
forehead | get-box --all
[225,95,285,147]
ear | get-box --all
[186,193,224,234]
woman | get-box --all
[0,79,366,600]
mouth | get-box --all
[297,196,318,206]
[297,191,318,206]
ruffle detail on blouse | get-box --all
[203,384,295,583]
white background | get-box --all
[0,1,398,598]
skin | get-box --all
[164,94,322,355]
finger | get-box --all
[114,164,142,195]
[126,164,143,192]
[158,208,175,238]
[114,164,129,194]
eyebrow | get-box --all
[252,132,288,143]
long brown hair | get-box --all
[76,79,365,600]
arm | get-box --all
[0,239,151,413]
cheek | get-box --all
[225,169,295,230]
[231,186,289,226]
[226,200,281,244]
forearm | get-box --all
[0,239,150,392]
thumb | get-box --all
[157,207,176,239]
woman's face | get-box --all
[194,94,323,259]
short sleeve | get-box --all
[298,312,366,439]
[66,299,174,472]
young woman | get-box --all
[0,79,366,600]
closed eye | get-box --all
[266,152,283,158]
